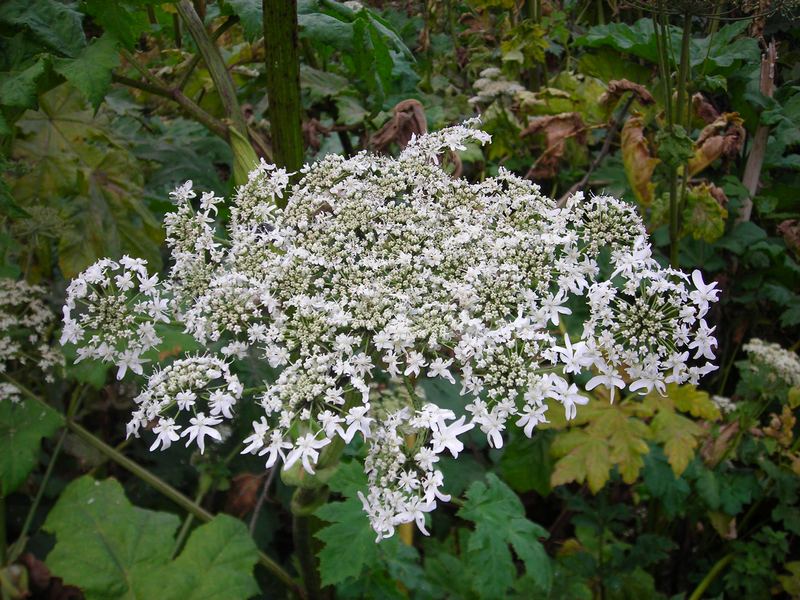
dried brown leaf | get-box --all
[521,112,586,179]
[692,93,720,124]
[777,219,800,255]
[224,472,266,518]
[372,99,427,153]
[600,79,655,107]
[688,113,745,176]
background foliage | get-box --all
[1,0,799,598]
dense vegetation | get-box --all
[1,0,799,598]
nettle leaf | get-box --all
[44,477,259,600]
[315,461,404,587]
[0,0,86,57]
[0,396,62,495]
[458,474,552,595]
[655,126,694,169]
[54,34,120,109]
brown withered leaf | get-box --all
[701,421,740,468]
[777,219,800,255]
[621,115,660,205]
[600,79,655,107]
[688,113,745,176]
[19,553,84,599]
[692,93,720,124]
[521,112,586,179]
[372,99,427,153]
[225,472,266,518]
[303,118,331,153]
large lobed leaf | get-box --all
[0,396,62,495]
[44,477,259,600]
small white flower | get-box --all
[181,413,222,454]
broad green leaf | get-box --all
[300,66,351,102]
[0,396,62,495]
[575,19,678,65]
[715,221,767,255]
[45,477,260,600]
[498,429,553,496]
[655,125,694,169]
[45,477,180,599]
[641,447,690,517]
[0,0,86,57]
[139,515,259,600]
[221,0,262,40]
[82,0,150,50]
[458,474,552,595]
[0,58,49,109]
[54,34,120,109]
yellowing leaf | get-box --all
[667,383,722,421]
[551,434,610,493]
[621,115,659,205]
[650,411,702,476]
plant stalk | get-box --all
[688,553,733,600]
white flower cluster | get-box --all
[711,394,737,414]
[60,257,166,380]
[469,67,524,105]
[61,121,720,538]
[743,338,800,387]
[1,278,63,402]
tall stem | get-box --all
[263,0,305,195]
[688,554,733,600]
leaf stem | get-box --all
[687,553,733,600]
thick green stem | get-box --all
[176,0,248,136]
[688,554,733,600]
[263,0,305,192]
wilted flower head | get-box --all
[61,121,719,538]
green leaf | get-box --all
[655,125,694,169]
[458,474,552,595]
[498,430,553,496]
[0,396,62,495]
[681,184,728,244]
[300,65,351,102]
[45,477,181,599]
[0,58,49,109]
[221,0,262,40]
[715,221,768,255]
[575,19,675,65]
[0,0,86,57]
[45,477,259,600]
[315,462,393,586]
[54,34,120,109]
[140,515,260,600]
[81,0,150,50]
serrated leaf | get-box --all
[44,477,181,599]
[650,410,701,476]
[45,477,259,600]
[0,58,49,109]
[0,0,86,57]
[140,515,260,600]
[54,34,120,109]
[10,84,163,277]
[314,461,392,586]
[669,383,721,420]
[458,474,552,595]
[0,396,62,495]
[82,0,150,50]
[550,402,651,491]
